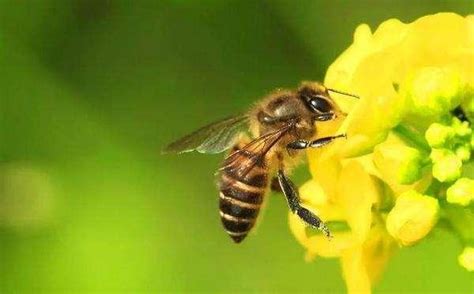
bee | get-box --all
[164,81,358,243]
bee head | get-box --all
[298,81,341,117]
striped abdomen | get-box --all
[218,144,269,243]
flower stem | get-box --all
[393,123,431,153]
[443,204,474,246]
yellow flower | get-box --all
[402,67,465,119]
[324,13,473,157]
[386,191,439,246]
[289,13,473,294]
[340,224,397,294]
[288,179,353,260]
[289,159,380,255]
[289,170,395,294]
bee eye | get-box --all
[309,96,332,113]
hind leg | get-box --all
[276,169,331,238]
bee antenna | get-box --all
[327,88,359,99]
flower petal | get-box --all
[289,179,353,259]
[336,160,380,242]
[340,226,396,294]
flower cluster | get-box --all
[289,13,473,293]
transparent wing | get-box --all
[221,124,292,179]
[163,115,249,154]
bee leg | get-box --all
[314,112,336,121]
[277,170,332,238]
[286,134,346,150]
[270,177,283,193]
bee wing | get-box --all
[163,115,249,154]
[221,125,291,179]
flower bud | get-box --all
[386,190,439,246]
[429,148,450,162]
[425,123,453,148]
[447,178,474,206]
[403,67,464,118]
[373,141,423,185]
[432,152,462,182]
[451,118,471,138]
[458,247,474,272]
[455,144,471,162]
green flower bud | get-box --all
[430,148,450,163]
[447,178,474,206]
[374,141,423,185]
[432,153,462,182]
[455,144,471,162]
[452,119,471,138]
[403,67,464,118]
[458,247,474,272]
[425,123,453,147]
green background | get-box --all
[1,1,472,293]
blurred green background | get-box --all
[0,1,472,293]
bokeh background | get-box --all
[1,1,472,293]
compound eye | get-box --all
[309,96,332,113]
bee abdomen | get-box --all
[219,157,268,243]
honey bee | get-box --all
[164,81,358,243]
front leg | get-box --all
[287,134,346,150]
[277,170,331,238]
